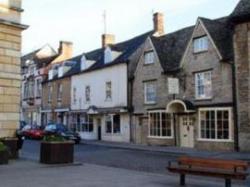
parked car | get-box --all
[19,121,27,130]
[44,124,81,144]
[21,125,45,140]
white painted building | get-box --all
[71,56,130,142]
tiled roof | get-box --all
[230,0,250,23]
[199,17,234,61]
[62,31,153,78]
[151,26,194,72]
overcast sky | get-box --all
[22,0,239,56]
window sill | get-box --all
[144,102,157,105]
[197,138,233,143]
[195,97,213,101]
[148,136,174,139]
[193,50,208,55]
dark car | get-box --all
[44,124,81,144]
[21,125,45,140]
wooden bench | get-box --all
[167,156,249,187]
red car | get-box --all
[21,125,45,140]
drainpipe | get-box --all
[231,62,239,152]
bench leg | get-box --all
[225,179,231,187]
[180,174,185,186]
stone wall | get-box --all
[0,0,26,137]
[234,22,250,151]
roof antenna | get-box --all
[103,10,107,34]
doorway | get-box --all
[180,116,194,148]
[97,118,102,140]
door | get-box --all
[97,118,102,140]
[180,116,194,148]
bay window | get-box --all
[149,111,172,138]
[199,108,231,141]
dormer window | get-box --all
[81,55,87,71]
[104,47,122,64]
[104,47,113,64]
[144,51,154,65]
[193,36,208,53]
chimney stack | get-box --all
[58,41,73,59]
[153,12,164,36]
[102,34,115,48]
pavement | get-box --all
[82,140,250,162]
[0,140,249,187]
[0,159,248,187]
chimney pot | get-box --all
[102,34,115,48]
[153,12,164,36]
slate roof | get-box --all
[61,31,153,78]
[199,17,234,61]
[151,26,194,72]
[230,0,250,23]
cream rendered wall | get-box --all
[71,63,128,110]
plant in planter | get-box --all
[0,137,19,159]
[40,135,74,164]
[0,142,9,164]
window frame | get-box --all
[148,110,174,139]
[85,85,91,103]
[48,84,53,103]
[144,81,157,104]
[195,71,212,100]
[57,83,63,102]
[198,107,233,142]
[105,81,112,101]
[105,114,121,134]
[193,36,209,53]
[144,50,155,65]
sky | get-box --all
[22,0,240,56]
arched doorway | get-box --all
[166,100,196,148]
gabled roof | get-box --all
[151,26,194,72]
[230,0,250,23]
[199,17,234,61]
[151,15,235,72]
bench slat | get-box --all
[168,166,248,180]
[179,157,248,171]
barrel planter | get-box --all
[0,149,9,164]
[1,138,18,159]
[40,141,74,164]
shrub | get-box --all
[43,135,65,142]
[0,142,7,152]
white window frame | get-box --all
[85,85,91,103]
[144,51,155,65]
[105,81,112,101]
[195,71,212,100]
[198,107,233,142]
[193,36,208,53]
[144,81,157,104]
[48,84,52,103]
[57,83,63,101]
[148,110,173,139]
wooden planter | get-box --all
[0,150,9,164]
[2,138,18,159]
[40,141,74,164]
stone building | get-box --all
[21,41,73,127]
[0,0,27,137]
[41,42,74,126]
[21,44,57,126]
[131,0,250,152]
